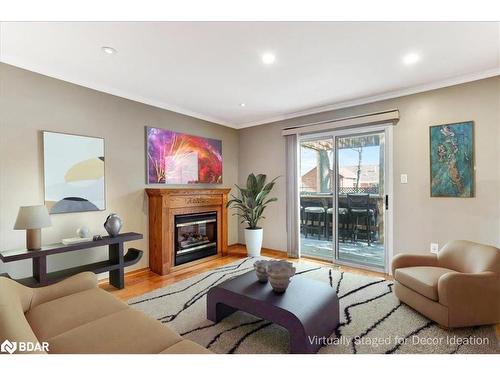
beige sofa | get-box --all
[0,272,210,354]
[392,240,500,328]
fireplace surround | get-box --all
[145,188,230,275]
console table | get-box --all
[0,232,143,289]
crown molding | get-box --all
[235,67,500,129]
[0,59,236,128]
[3,57,498,131]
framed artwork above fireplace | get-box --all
[146,126,223,184]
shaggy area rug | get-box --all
[128,257,498,354]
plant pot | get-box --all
[244,228,263,256]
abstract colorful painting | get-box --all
[146,127,222,184]
[43,131,105,214]
[430,121,474,197]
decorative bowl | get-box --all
[266,260,296,293]
[253,260,269,283]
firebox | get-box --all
[174,211,217,266]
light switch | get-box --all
[400,174,408,184]
[430,243,439,254]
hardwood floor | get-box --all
[100,246,500,336]
[100,244,388,301]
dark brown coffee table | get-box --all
[206,270,339,353]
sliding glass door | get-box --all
[335,131,386,269]
[299,137,334,261]
[299,127,390,271]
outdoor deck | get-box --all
[299,192,385,269]
[301,235,385,269]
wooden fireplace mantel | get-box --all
[145,188,231,275]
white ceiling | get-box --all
[1,22,499,129]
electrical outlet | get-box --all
[430,243,439,254]
[400,174,408,184]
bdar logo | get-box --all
[1,339,17,354]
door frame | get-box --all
[298,123,394,273]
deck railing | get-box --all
[338,186,379,194]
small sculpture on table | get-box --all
[253,260,269,283]
[76,226,91,239]
[266,260,296,293]
[104,213,122,237]
[253,259,296,293]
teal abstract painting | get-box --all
[430,121,474,197]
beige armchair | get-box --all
[392,240,500,328]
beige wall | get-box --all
[1,63,498,280]
[0,63,239,278]
[238,77,500,255]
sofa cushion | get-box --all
[26,288,128,341]
[0,277,43,353]
[159,340,211,354]
[395,266,456,301]
[46,309,183,354]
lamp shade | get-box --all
[14,205,52,230]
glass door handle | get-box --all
[385,195,389,210]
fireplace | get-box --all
[175,211,217,266]
[146,188,230,275]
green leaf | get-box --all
[246,173,257,193]
[255,174,267,191]
[226,174,279,228]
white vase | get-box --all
[245,228,263,256]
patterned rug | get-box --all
[128,257,498,354]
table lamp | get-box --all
[14,205,52,250]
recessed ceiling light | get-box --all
[261,52,276,65]
[403,52,420,65]
[239,103,246,107]
[101,46,117,55]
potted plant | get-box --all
[227,173,279,256]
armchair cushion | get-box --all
[395,266,457,301]
[391,253,438,275]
